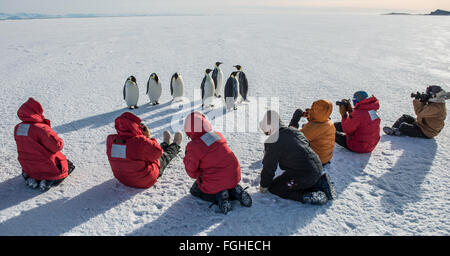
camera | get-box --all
[411,92,430,102]
[336,99,350,107]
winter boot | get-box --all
[215,190,232,214]
[302,191,328,205]
[230,184,252,207]
[163,130,172,145]
[39,180,56,192]
[26,178,39,189]
[383,126,402,136]
[314,173,337,200]
[22,171,29,180]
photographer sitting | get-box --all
[289,99,336,166]
[383,85,449,138]
[334,91,381,153]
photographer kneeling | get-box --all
[383,85,449,138]
[334,91,381,153]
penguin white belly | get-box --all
[148,81,162,104]
[125,84,139,107]
[216,71,223,96]
[235,74,242,102]
[172,80,184,99]
[203,78,215,106]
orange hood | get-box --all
[307,99,333,123]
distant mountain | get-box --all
[429,9,450,15]
[0,13,205,21]
[382,12,411,15]
[382,9,450,16]
[0,13,104,20]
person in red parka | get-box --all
[14,97,75,191]
[334,91,381,153]
[106,112,182,189]
[183,111,252,214]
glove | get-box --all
[259,186,269,193]
[346,102,353,113]
[43,119,51,127]
[414,91,421,100]
[142,124,151,138]
[289,109,304,128]
[339,104,348,117]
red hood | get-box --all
[17,97,47,124]
[115,112,143,138]
[184,112,212,140]
[354,96,380,111]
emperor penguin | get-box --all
[146,73,162,105]
[123,75,139,109]
[212,62,223,98]
[224,71,240,111]
[201,69,216,108]
[234,65,249,102]
[170,72,184,102]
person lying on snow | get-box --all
[334,91,381,153]
[383,85,449,139]
[106,112,182,188]
[289,99,336,166]
[14,97,75,191]
[259,110,337,205]
[183,111,252,214]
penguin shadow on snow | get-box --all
[143,100,229,139]
[141,99,202,136]
[128,195,225,236]
[370,136,437,214]
[0,179,140,235]
[0,175,42,211]
[52,103,162,134]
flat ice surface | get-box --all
[0,14,449,235]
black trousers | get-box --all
[334,122,350,150]
[190,181,239,203]
[190,181,217,203]
[268,172,319,203]
[53,159,76,185]
[393,114,428,138]
[158,142,181,177]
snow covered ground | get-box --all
[0,14,449,236]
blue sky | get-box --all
[1,0,449,14]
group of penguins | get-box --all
[123,62,249,111]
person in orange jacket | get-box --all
[289,99,336,166]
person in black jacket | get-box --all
[258,110,337,205]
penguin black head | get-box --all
[173,72,179,80]
[215,62,223,67]
[234,65,242,71]
[128,76,137,83]
[151,73,159,82]
[231,71,239,78]
[205,69,213,74]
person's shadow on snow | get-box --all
[0,179,140,235]
[371,136,437,215]
[0,175,42,211]
[326,143,372,200]
[127,194,224,236]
